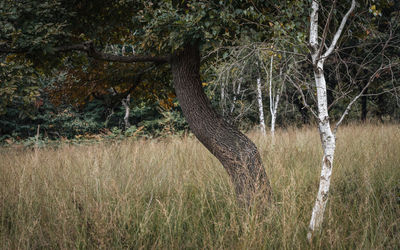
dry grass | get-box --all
[1,124,399,249]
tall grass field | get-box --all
[1,124,399,249]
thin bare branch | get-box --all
[322,0,356,59]
[333,64,394,134]
[287,76,319,120]
[317,0,337,61]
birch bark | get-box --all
[268,56,281,140]
[307,62,336,241]
[257,77,266,135]
[270,90,280,139]
[307,0,356,241]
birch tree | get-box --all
[304,0,399,240]
[268,56,278,138]
[256,77,266,135]
[258,50,286,141]
[256,61,266,135]
[307,0,356,240]
[266,55,284,140]
[213,45,262,127]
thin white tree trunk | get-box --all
[268,56,277,139]
[267,55,282,144]
[307,0,355,241]
[272,67,286,138]
[270,90,280,138]
[122,94,131,130]
[307,63,336,241]
[257,77,266,135]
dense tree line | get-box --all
[1,1,398,142]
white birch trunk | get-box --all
[307,0,355,241]
[257,77,266,135]
[122,94,131,130]
[307,62,336,241]
[270,91,280,138]
[268,56,277,139]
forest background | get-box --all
[0,0,399,145]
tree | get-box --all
[211,44,261,129]
[211,43,289,138]
[305,0,400,240]
[256,60,266,135]
[306,0,356,240]
[0,0,283,202]
[259,51,284,141]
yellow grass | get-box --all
[1,124,399,249]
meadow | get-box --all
[0,124,399,249]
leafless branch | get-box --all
[333,64,396,134]
[317,0,337,61]
[322,0,356,59]
[286,76,319,120]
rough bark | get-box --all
[170,44,271,202]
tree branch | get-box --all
[317,0,337,61]
[322,0,356,59]
[90,65,156,108]
[333,64,394,134]
[287,76,319,120]
[0,41,170,64]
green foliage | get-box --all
[0,88,188,143]
[132,0,276,53]
[133,106,189,138]
[0,0,399,141]
[0,0,71,51]
[0,58,40,115]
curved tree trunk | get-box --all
[170,44,271,202]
